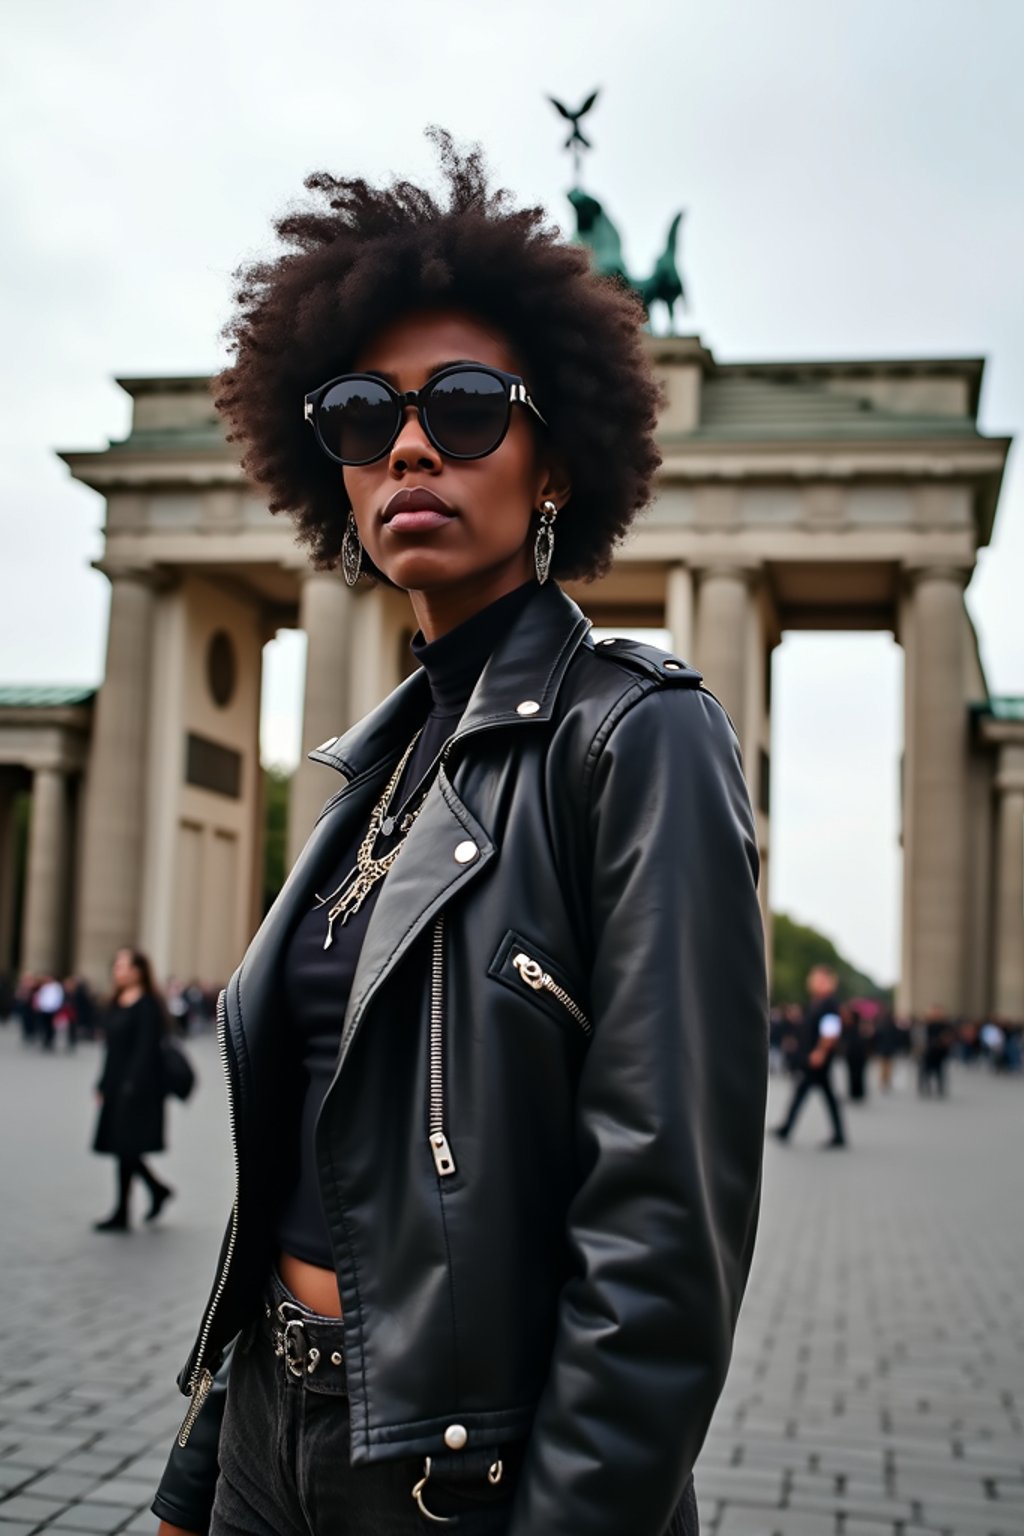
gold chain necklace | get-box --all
[318,730,430,950]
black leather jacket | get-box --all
[153,581,768,1535]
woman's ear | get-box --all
[536,455,572,512]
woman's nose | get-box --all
[388,404,441,473]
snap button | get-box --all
[454,840,479,865]
[663,660,683,671]
[516,699,541,716]
[444,1424,468,1451]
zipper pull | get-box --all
[513,954,546,991]
[176,1367,214,1447]
[429,1131,456,1177]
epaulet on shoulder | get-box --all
[591,636,703,687]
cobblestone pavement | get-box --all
[0,1023,1021,1535]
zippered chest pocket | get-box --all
[488,929,591,1039]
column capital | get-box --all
[91,559,170,590]
[280,553,350,581]
[902,562,971,591]
[694,562,760,592]
[994,742,1024,795]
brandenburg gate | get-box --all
[1,337,1019,1022]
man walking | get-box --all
[771,963,847,1149]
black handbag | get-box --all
[161,1036,197,1101]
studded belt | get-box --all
[258,1273,348,1397]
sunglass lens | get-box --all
[317,379,397,464]
[426,370,508,457]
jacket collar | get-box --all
[308,581,593,781]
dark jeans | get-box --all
[777,1066,846,1143]
[211,1271,699,1535]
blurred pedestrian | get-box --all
[34,974,64,1051]
[13,973,38,1042]
[875,1008,898,1091]
[70,975,97,1043]
[780,1004,802,1075]
[92,947,174,1231]
[843,1003,872,1102]
[918,1005,953,1097]
[771,964,847,1148]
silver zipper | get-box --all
[177,988,240,1446]
[512,952,591,1036]
[428,914,456,1177]
[175,1366,213,1446]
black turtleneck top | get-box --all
[277,578,540,1269]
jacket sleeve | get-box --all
[151,1342,235,1533]
[507,683,768,1536]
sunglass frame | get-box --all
[303,363,548,467]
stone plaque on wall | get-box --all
[185,733,242,798]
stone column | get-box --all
[288,571,355,867]
[900,567,970,1016]
[74,572,157,988]
[693,566,752,761]
[992,744,1024,1020]
[0,774,22,974]
[21,767,70,975]
[665,563,694,661]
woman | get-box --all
[93,947,174,1230]
[153,135,767,1536]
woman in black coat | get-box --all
[93,947,173,1230]
[153,137,767,1536]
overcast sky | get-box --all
[2,0,1022,987]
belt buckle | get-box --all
[275,1300,308,1379]
[282,1318,306,1378]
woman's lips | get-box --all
[386,508,455,533]
[382,486,457,536]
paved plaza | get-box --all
[0,1022,1021,1536]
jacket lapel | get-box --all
[332,582,593,1070]
[337,764,496,1063]
[233,582,593,1079]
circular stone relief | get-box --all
[207,630,237,708]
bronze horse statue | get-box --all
[568,187,686,331]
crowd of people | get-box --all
[1,970,221,1048]
[769,970,1023,1149]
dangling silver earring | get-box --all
[535,500,558,586]
[342,510,363,587]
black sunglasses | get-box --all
[303,363,548,467]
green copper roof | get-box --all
[107,426,226,453]
[682,375,978,442]
[0,686,96,708]
[974,697,1024,722]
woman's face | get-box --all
[343,309,566,601]
[112,949,140,992]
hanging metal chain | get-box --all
[320,729,432,949]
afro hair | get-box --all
[214,131,662,583]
